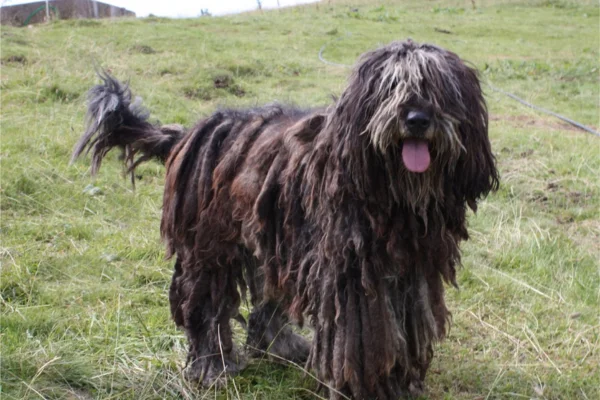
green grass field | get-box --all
[1,0,598,398]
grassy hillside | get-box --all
[1,0,598,398]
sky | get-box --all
[0,0,320,17]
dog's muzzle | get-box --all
[402,110,432,173]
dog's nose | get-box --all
[406,110,431,136]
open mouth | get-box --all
[401,138,431,173]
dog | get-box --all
[72,40,498,399]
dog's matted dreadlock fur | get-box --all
[72,40,498,399]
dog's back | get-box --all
[161,105,317,262]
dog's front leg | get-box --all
[307,268,432,400]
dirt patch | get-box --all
[229,86,246,97]
[1,55,27,65]
[487,55,537,60]
[562,219,600,258]
[183,79,246,101]
[519,149,534,158]
[556,215,574,224]
[530,192,549,204]
[130,44,156,54]
[487,50,577,61]
[213,74,233,89]
[490,114,595,133]
[211,74,246,97]
[566,190,593,205]
[38,84,80,103]
[547,182,559,191]
[521,179,595,213]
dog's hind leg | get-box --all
[246,301,310,364]
[172,260,246,387]
[168,258,184,327]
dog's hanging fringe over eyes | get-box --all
[72,40,498,399]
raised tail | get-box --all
[71,70,185,178]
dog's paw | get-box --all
[408,379,425,397]
[184,350,247,387]
[248,328,310,364]
[271,330,310,363]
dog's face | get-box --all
[334,40,490,177]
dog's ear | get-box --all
[454,67,499,212]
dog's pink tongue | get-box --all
[402,139,431,173]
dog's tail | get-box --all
[71,70,185,179]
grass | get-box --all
[1,0,598,398]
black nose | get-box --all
[406,110,431,136]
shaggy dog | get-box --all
[72,40,498,399]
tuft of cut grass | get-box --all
[1,0,598,399]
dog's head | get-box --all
[333,40,498,206]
